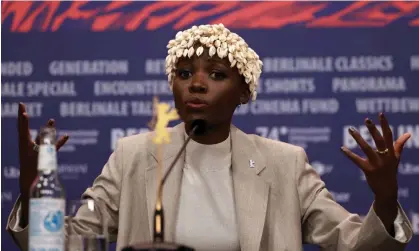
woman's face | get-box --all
[172,47,250,128]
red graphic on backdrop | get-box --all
[2,1,418,32]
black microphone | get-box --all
[122,120,207,251]
[161,119,207,187]
[154,120,207,242]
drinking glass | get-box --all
[66,198,109,251]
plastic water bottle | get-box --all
[29,127,66,251]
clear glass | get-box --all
[66,199,109,251]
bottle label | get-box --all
[38,145,57,173]
[29,198,65,251]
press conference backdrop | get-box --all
[1,1,418,251]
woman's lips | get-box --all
[186,102,208,109]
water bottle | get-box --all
[29,127,66,251]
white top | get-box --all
[174,132,240,251]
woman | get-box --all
[8,24,413,251]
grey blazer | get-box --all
[7,123,413,251]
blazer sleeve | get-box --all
[6,138,125,251]
[295,147,413,251]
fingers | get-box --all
[56,135,70,150]
[365,118,386,150]
[18,102,27,117]
[18,103,30,145]
[44,117,69,150]
[379,113,395,156]
[18,103,63,150]
[341,146,368,171]
[35,119,55,144]
[394,133,411,159]
[47,119,55,127]
[348,127,377,161]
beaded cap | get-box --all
[165,23,263,101]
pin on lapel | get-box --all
[249,159,255,168]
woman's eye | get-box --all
[210,71,227,80]
[177,69,192,79]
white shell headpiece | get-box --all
[165,23,263,101]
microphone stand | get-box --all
[153,124,197,243]
[122,122,205,251]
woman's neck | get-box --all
[185,121,230,145]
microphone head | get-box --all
[191,119,208,135]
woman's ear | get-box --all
[240,93,250,105]
[239,79,251,105]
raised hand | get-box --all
[17,102,69,227]
[17,103,69,195]
[340,112,411,235]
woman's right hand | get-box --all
[18,103,69,197]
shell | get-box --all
[217,47,224,58]
[196,46,204,56]
[188,47,194,58]
[228,53,234,63]
[200,37,208,44]
[176,49,183,58]
[209,46,216,57]
[252,91,257,101]
[165,24,264,101]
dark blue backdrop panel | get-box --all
[2,1,419,251]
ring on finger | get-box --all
[376,148,389,155]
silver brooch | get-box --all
[249,159,255,168]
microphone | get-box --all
[154,119,207,242]
[161,119,207,187]
[122,120,207,251]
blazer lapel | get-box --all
[145,123,185,242]
[231,125,269,251]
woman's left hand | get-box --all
[340,113,411,235]
[341,113,411,202]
